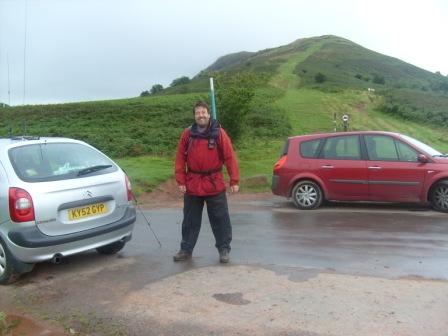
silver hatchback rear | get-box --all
[0,137,136,284]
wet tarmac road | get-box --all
[1,196,448,335]
[130,198,448,281]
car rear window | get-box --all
[300,139,321,158]
[9,142,117,182]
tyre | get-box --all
[430,181,448,212]
[0,238,20,285]
[291,180,323,210]
[96,240,126,255]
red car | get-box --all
[272,131,448,212]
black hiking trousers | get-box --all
[180,191,232,253]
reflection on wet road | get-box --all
[1,197,448,336]
[135,200,448,281]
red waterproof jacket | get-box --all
[175,127,239,196]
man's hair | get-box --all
[193,101,209,114]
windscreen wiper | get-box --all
[77,165,112,176]
[433,154,448,157]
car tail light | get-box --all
[125,175,133,201]
[9,187,35,222]
[274,155,287,172]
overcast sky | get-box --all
[1,0,447,106]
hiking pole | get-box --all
[209,77,218,120]
[132,192,162,248]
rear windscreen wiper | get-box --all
[77,165,112,176]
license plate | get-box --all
[68,202,108,221]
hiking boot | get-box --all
[219,250,230,263]
[173,250,192,262]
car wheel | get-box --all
[430,181,448,212]
[96,240,126,255]
[291,180,323,210]
[0,238,20,285]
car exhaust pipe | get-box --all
[51,253,63,264]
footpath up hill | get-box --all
[2,35,448,192]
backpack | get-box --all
[184,127,224,166]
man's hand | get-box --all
[230,185,239,193]
[179,185,186,193]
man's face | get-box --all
[194,106,210,127]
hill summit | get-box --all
[203,35,442,92]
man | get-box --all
[174,101,239,263]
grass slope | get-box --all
[1,94,207,157]
[2,35,448,194]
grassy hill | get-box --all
[293,36,438,89]
[2,35,448,194]
[0,94,207,157]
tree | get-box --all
[140,90,150,97]
[170,76,190,87]
[315,72,327,83]
[214,72,261,141]
[372,74,385,85]
[150,84,164,95]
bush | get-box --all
[378,89,448,127]
[140,90,150,97]
[170,76,190,87]
[150,84,164,95]
[0,94,201,158]
[373,74,385,85]
[315,72,327,83]
[215,72,262,141]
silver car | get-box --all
[0,136,136,284]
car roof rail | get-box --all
[10,135,41,141]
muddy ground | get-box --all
[1,184,448,335]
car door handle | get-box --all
[368,166,382,170]
[321,165,334,169]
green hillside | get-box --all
[0,94,206,157]
[2,35,448,194]
[293,36,438,89]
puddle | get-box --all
[212,292,251,305]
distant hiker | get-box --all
[173,101,239,263]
